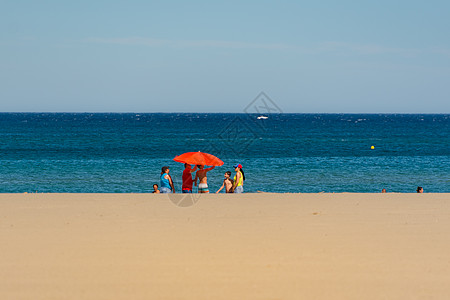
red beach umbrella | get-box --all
[173,151,224,166]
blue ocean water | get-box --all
[0,113,449,193]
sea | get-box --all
[0,113,449,193]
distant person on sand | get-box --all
[416,186,423,193]
[194,165,215,193]
[231,164,245,193]
[216,171,234,193]
[160,166,175,193]
[182,164,197,193]
[152,184,160,193]
[381,188,386,193]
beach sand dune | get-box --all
[1,193,450,299]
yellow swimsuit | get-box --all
[234,171,243,187]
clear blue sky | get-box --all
[1,0,449,113]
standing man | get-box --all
[194,165,215,193]
[182,164,197,193]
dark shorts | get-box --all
[182,189,192,193]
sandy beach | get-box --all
[1,193,449,299]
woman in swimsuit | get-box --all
[160,166,175,193]
[231,164,245,193]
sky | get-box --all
[1,0,449,113]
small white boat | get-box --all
[257,116,269,120]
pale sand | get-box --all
[1,193,450,300]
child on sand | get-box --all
[216,171,234,193]
[152,184,160,193]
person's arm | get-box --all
[168,175,175,193]
[229,179,234,192]
[230,180,235,192]
[216,181,225,194]
[205,166,215,172]
[194,172,198,186]
[190,165,198,173]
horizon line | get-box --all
[0,112,449,115]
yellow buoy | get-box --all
[371,146,375,149]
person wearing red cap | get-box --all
[231,164,245,193]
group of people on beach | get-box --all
[153,164,245,194]
[153,165,423,194]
